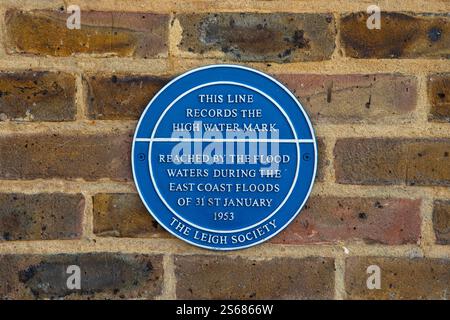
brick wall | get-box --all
[0,0,449,300]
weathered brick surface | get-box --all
[85,74,168,120]
[177,13,336,62]
[0,1,449,301]
[0,253,163,299]
[93,193,169,238]
[0,132,132,181]
[335,139,407,185]
[0,71,76,121]
[428,74,450,122]
[272,197,421,245]
[277,74,417,123]
[341,12,450,59]
[433,200,450,245]
[175,255,334,299]
[334,138,450,186]
[316,138,327,182]
[345,257,450,299]
[5,9,169,58]
[0,193,84,241]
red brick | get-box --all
[85,74,167,120]
[345,257,450,299]
[272,196,421,245]
[175,255,334,299]
[5,9,169,58]
[177,13,335,62]
[93,193,169,238]
[0,253,163,299]
[433,200,450,245]
[341,12,450,59]
[428,74,450,122]
[0,193,84,241]
[0,132,132,181]
[334,138,450,186]
[276,74,417,123]
[0,71,76,121]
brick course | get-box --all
[93,193,169,238]
[428,74,450,122]
[5,10,169,58]
[277,74,417,124]
[334,138,450,186]
[271,196,421,245]
[433,200,450,245]
[340,12,450,59]
[0,1,448,300]
[175,255,335,299]
[345,257,450,299]
[0,253,163,299]
[0,132,132,181]
[85,74,167,120]
[0,193,84,241]
[0,71,76,121]
[177,13,336,62]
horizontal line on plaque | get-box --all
[135,138,314,143]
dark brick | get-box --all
[272,196,421,245]
[175,255,334,299]
[85,74,167,120]
[341,12,450,59]
[93,193,169,238]
[0,132,132,181]
[0,253,163,299]
[0,71,76,121]
[428,74,450,122]
[335,139,407,185]
[345,257,450,299]
[433,200,450,244]
[177,13,335,62]
[276,74,417,123]
[316,138,327,181]
[408,140,450,186]
[0,193,84,241]
[5,10,169,58]
[334,138,450,186]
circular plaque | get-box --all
[132,65,317,250]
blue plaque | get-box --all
[132,65,317,250]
